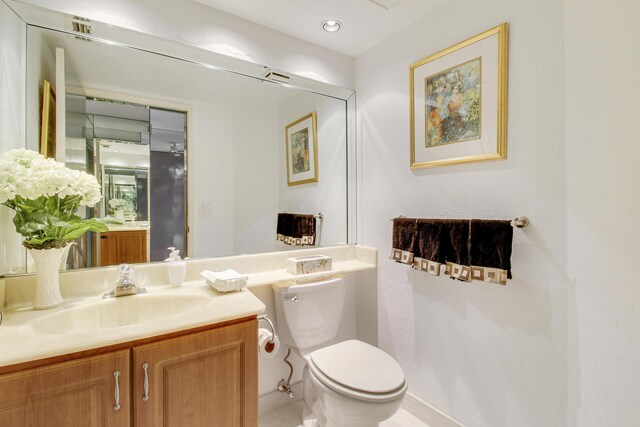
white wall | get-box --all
[189,101,235,257]
[233,107,280,255]
[0,1,27,274]
[356,0,569,426]
[565,0,640,425]
[278,92,348,248]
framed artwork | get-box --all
[39,80,57,159]
[410,23,508,169]
[285,112,318,186]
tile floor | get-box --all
[259,401,430,427]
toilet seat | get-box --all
[308,340,407,403]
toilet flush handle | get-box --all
[284,295,299,303]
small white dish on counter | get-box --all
[201,269,248,292]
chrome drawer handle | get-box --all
[113,370,121,411]
[142,363,150,401]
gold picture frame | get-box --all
[39,80,57,159]
[410,23,508,169]
[285,112,318,186]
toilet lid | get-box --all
[309,340,405,394]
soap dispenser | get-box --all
[165,247,186,287]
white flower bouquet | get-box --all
[0,149,109,249]
[108,198,131,211]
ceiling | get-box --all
[39,28,298,110]
[14,0,446,58]
[192,0,446,56]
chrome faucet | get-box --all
[103,264,147,299]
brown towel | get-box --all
[276,213,316,246]
[392,217,514,284]
[414,219,470,280]
[392,218,417,252]
[469,219,513,278]
[441,219,471,266]
[413,219,446,263]
[391,218,417,264]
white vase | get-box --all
[59,243,73,271]
[115,209,125,221]
[29,246,66,310]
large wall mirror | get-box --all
[0,0,355,276]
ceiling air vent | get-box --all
[71,16,93,42]
[264,69,291,83]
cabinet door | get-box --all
[0,350,130,427]
[99,232,119,267]
[119,230,147,264]
[133,319,258,427]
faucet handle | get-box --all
[118,264,133,277]
[117,264,136,288]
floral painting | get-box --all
[285,112,318,186]
[425,58,481,147]
[291,127,310,174]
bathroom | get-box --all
[0,0,638,426]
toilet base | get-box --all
[301,365,399,427]
[302,404,380,427]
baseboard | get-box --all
[258,381,303,416]
[402,392,464,427]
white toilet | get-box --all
[273,277,407,427]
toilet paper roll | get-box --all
[258,328,280,358]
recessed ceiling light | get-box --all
[322,20,341,32]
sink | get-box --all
[29,294,209,335]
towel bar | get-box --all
[389,216,530,228]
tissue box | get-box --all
[286,255,332,275]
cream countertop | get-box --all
[0,283,265,368]
[105,220,150,232]
[0,245,377,368]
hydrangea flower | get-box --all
[0,149,108,249]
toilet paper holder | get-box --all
[258,314,276,348]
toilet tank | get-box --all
[273,277,346,352]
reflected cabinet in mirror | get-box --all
[0,0,354,276]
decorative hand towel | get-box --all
[391,217,514,285]
[392,218,470,278]
[276,213,316,246]
[426,219,471,282]
[391,217,418,264]
[411,219,457,276]
[468,219,513,285]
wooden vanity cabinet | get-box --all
[0,317,258,427]
[0,350,130,427]
[132,320,258,427]
[99,230,148,266]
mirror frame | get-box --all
[1,0,357,277]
